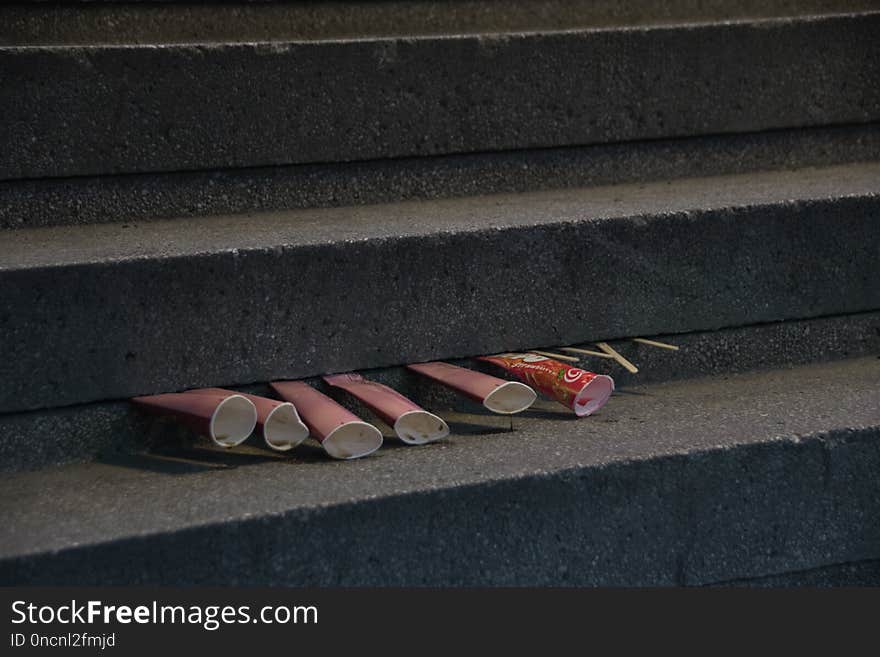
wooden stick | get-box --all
[632,337,680,351]
[595,342,639,373]
[529,350,580,362]
[558,346,615,359]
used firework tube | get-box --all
[406,361,536,414]
[270,381,383,459]
[478,353,614,417]
[324,373,449,445]
[185,388,308,452]
[131,392,257,447]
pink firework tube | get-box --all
[324,373,449,445]
[185,388,309,452]
[478,353,614,417]
[406,361,536,414]
[131,392,257,447]
[270,381,383,459]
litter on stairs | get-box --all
[130,336,682,460]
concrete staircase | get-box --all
[1,0,878,585]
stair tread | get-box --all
[3,161,879,270]
[1,161,878,414]
[1,311,877,475]
[3,124,880,232]
[0,356,878,579]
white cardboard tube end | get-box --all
[322,421,383,460]
[573,375,615,417]
[209,395,257,447]
[483,381,537,414]
[263,403,309,451]
[393,410,450,445]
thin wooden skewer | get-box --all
[595,342,639,373]
[529,350,581,362]
[558,347,615,359]
[632,337,680,351]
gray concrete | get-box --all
[2,1,873,45]
[0,401,195,475]
[1,162,878,413]
[1,357,878,585]
[721,559,880,587]
[4,123,880,230]
[1,311,877,474]
[1,13,878,180]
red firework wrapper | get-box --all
[130,392,257,447]
[407,361,536,414]
[270,381,383,460]
[323,373,449,445]
[185,388,309,452]
[478,353,614,417]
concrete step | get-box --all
[4,1,875,45]
[3,123,880,230]
[1,11,877,180]
[1,357,878,585]
[1,311,877,474]
[1,161,878,414]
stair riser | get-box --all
[4,123,880,230]
[3,1,875,46]
[2,13,878,180]
[1,194,879,414]
[1,311,878,474]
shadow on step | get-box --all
[98,446,279,474]
[99,399,609,476]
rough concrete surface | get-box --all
[1,311,877,474]
[3,1,875,45]
[1,163,878,413]
[1,13,878,179]
[721,559,880,586]
[0,357,877,585]
[3,123,880,230]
